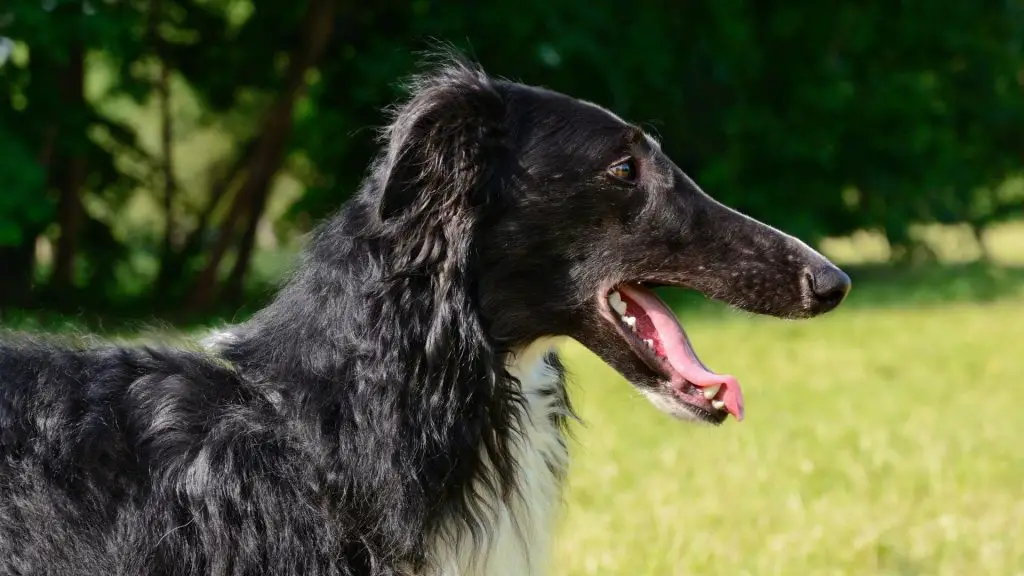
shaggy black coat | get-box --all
[0,50,849,576]
[0,58,530,576]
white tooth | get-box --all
[608,291,628,316]
[623,315,637,330]
[644,339,654,349]
[702,384,721,400]
[711,399,726,410]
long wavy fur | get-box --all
[0,52,547,576]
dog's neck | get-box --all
[216,201,548,568]
[423,338,572,575]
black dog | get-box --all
[0,53,850,575]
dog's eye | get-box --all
[607,158,637,182]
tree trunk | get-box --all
[970,223,990,262]
[186,0,337,311]
[157,58,177,280]
[146,0,181,301]
[222,185,272,305]
[0,241,39,312]
[154,139,254,298]
[186,183,250,309]
[51,41,86,297]
[4,103,62,311]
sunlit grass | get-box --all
[552,299,1024,575]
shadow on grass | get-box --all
[837,262,1024,307]
[2,263,1024,335]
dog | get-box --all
[0,52,850,575]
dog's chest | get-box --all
[429,340,570,576]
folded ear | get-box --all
[377,57,507,221]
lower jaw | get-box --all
[625,336,723,411]
[666,384,727,423]
[643,385,728,424]
[608,325,726,420]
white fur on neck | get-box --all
[425,337,570,576]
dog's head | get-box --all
[375,54,850,425]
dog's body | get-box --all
[0,53,849,575]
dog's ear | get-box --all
[377,58,507,221]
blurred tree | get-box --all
[186,0,337,310]
[1,0,146,309]
[0,0,1021,314]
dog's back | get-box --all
[0,339,359,575]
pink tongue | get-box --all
[617,284,745,421]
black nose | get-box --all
[806,265,851,313]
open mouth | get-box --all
[603,283,744,423]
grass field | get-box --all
[550,262,1024,574]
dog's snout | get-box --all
[804,264,851,313]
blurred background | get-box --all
[1,0,1023,574]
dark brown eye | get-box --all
[607,158,637,182]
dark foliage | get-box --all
[0,0,1021,312]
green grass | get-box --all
[551,297,1024,575]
